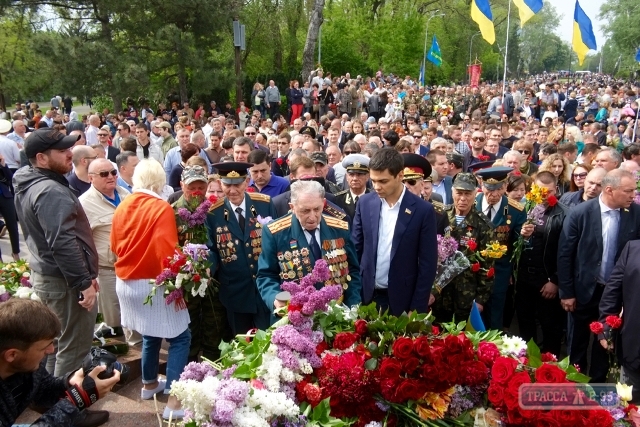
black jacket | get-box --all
[0,363,79,427]
[559,189,585,208]
[519,202,567,285]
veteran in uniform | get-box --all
[401,153,449,235]
[172,165,229,360]
[257,180,361,323]
[431,173,496,323]
[474,166,526,330]
[334,154,371,223]
[206,162,277,335]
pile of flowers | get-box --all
[145,243,213,310]
[0,260,39,302]
[433,103,453,119]
[511,183,558,277]
[174,260,640,427]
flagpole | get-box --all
[501,0,511,103]
[422,11,444,86]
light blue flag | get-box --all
[636,48,640,63]
[426,35,442,67]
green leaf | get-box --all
[528,356,542,368]
[567,372,591,383]
[527,339,541,360]
[558,356,570,370]
[364,357,378,370]
[232,363,253,379]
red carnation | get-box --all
[162,258,171,269]
[606,315,623,329]
[303,383,322,406]
[413,336,431,359]
[431,325,440,335]
[534,363,567,383]
[332,332,359,350]
[193,274,201,282]
[276,157,284,165]
[392,337,415,360]
[547,194,558,207]
[354,319,368,336]
[315,341,329,356]
[541,352,557,363]
[590,321,604,335]
[467,239,478,251]
[246,187,256,193]
[477,341,500,367]
[471,262,481,272]
[191,191,203,197]
[486,267,495,278]
[491,357,518,384]
[208,195,218,204]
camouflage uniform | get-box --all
[466,93,483,115]
[419,97,434,120]
[403,94,420,112]
[431,207,496,324]
[173,196,230,360]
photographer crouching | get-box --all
[0,299,121,427]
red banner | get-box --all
[468,64,482,88]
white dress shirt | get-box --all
[303,227,321,246]
[229,198,247,225]
[481,196,502,221]
[598,196,620,283]
[374,187,406,289]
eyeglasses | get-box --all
[404,179,418,186]
[572,172,588,179]
[413,134,422,138]
[97,133,108,137]
[471,137,485,141]
[245,132,256,136]
[90,169,118,178]
[518,150,531,155]
[343,151,356,155]
[117,128,124,131]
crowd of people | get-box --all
[3,69,640,426]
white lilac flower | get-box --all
[30,292,41,302]
[175,272,187,289]
[14,287,33,299]
[0,285,6,295]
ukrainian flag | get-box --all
[572,0,597,66]
[513,0,543,26]
[470,0,495,45]
[465,300,486,332]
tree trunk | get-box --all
[301,0,324,82]
[111,94,123,113]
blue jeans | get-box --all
[142,328,191,391]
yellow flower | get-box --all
[617,383,633,402]
[416,387,455,420]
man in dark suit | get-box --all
[257,180,361,323]
[427,149,452,205]
[352,148,438,315]
[334,154,370,222]
[599,240,640,403]
[97,128,120,162]
[558,169,640,382]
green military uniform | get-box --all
[171,166,229,361]
[430,200,450,236]
[419,96,434,120]
[403,93,420,111]
[466,93,483,116]
[206,192,277,335]
[474,167,527,330]
[334,154,370,221]
[256,213,362,325]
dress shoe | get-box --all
[73,409,109,427]
[163,407,185,420]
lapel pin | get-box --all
[624,208,629,212]
[405,208,412,215]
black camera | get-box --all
[82,347,129,385]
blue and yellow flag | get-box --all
[465,300,486,333]
[513,0,543,26]
[572,0,597,66]
[426,36,442,67]
[418,62,424,87]
[471,0,495,45]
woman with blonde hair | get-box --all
[251,82,266,118]
[539,153,571,196]
[111,159,190,420]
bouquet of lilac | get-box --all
[433,235,471,293]
[145,243,214,310]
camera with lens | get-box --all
[82,347,129,385]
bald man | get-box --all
[67,145,97,195]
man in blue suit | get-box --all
[257,180,361,322]
[352,148,438,315]
[207,162,277,335]
[474,166,526,330]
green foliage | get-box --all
[90,95,114,114]
[301,398,356,426]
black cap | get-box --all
[24,129,80,159]
[401,153,432,181]
[212,161,253,184]
[468,160,496,172]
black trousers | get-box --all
[515,271,565,357]
[624,364,640,404]
[268,103,279,119]
[0,196,19,257]
[569,285,608,383]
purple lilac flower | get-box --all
[218,378,249,404]
[0,293,10,302]
[179,361,219,381]
[281,382,296,401]
[301,285,342,315]
[257,215,273,225]
[277,346,300,370]
[212,399,236,423]
[527,204,546,226]
[155,268,177,285]
[272,325,316,354]
[436,235,459,263]
[183,243,210,260]
[222,365,236,380]
[20,277,31,287]
[178,208,191,221]
[165,288,184,305]
[447,386,476,418]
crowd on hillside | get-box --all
[2,69,640,426]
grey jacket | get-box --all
[13,166,99,291]
[265,86,281,104]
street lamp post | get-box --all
[468,31,481,84]
[422,11,444,86]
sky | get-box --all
[549,0,606,50]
